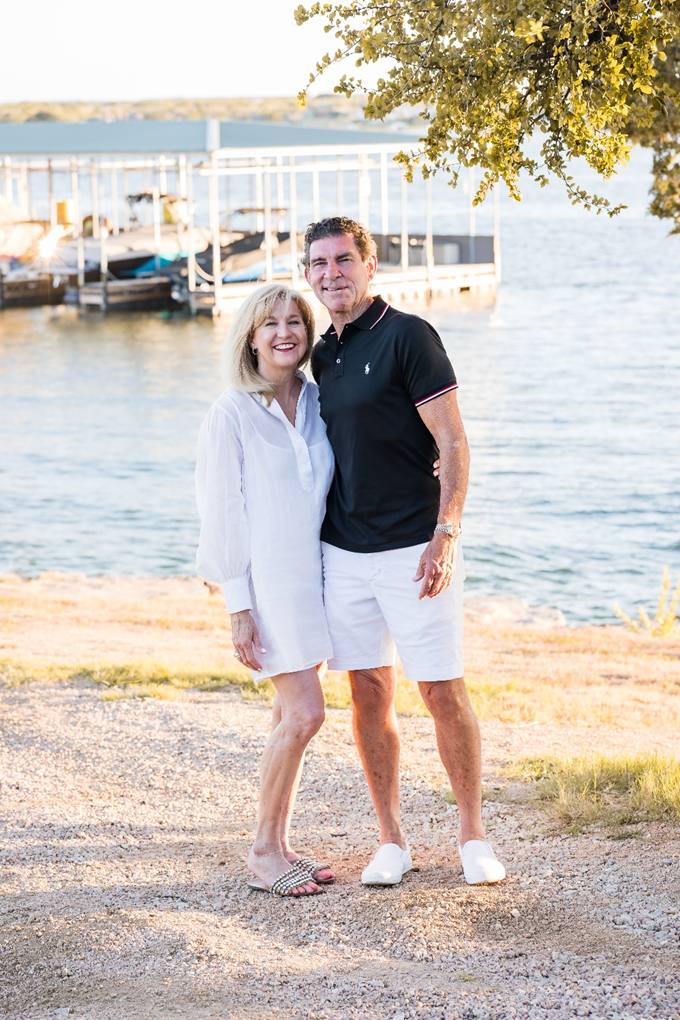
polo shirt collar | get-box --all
[321,295,388,339]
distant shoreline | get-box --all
[0,94,417,129]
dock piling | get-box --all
[209,151,222,315]
[289,158,299,287]
[152,187,162,273]
[400,174,409,273]
[264,172,273,282]
[312,169,320,222]
[90,161,100,240]
[493,186,502,285]
[100,225,109,313]
[380,150,389,236]
[111,165,120,235]
[186,162,197,314]
[48,160,56,228]
[4,157,13,203]
[71,160,85,290]
[425,177,434,288]
[468,168,477,263]
[276,156,285,231]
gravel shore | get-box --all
[2,681,679,1020]
[1,575,679,1019]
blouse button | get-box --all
[336,358,341,364]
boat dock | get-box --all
[0,119,500,315]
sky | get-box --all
[3,0,354,103]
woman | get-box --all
[196,284,335,898]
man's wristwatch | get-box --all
[435,522,462,539]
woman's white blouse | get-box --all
[195,376,334,677]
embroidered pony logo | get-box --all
[364,362,371,375]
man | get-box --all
[304,216,505,887]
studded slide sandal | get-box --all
[296,857,336,884]
[247,860,324,896]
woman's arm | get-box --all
[195,402,252,609]
[195,402,264,669]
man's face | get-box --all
[305,233,377,315]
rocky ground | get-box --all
[1,575,679,1019]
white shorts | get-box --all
[321,540,465,682]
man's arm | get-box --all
[414,390,470,599]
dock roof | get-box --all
[0,119,418,157]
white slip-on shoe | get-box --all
[458,839,506,885]
[361,843,413,886]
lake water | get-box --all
[1,146,679,623]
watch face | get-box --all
[437,523,460,537]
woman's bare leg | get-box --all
[279,754,304,848]
[270,692,304,851]
[247,668,325,895]
[272,675,335,881]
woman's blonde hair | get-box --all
[229,284,315,398]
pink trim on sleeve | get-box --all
[414,382,459,407]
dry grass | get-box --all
[615,566,680,637]
[506,753,680,833]
[1,574,679,729]
[322,673,626,726]
[1,654,679,731]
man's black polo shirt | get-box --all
[311,295,458,552]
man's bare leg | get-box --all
[418,678,485,844]
[349,666,406,847]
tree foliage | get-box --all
[295,1,680,228]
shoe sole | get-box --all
[361,866,413,887]
[462,871,507,886]
[247,880,323,896]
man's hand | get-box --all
[413,532,457,599]
[230,610,266,670]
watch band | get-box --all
[435,522,462,538]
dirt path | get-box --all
[1,680,679,1020]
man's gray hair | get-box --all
[302,216,377,268]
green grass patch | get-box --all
[0,659,256,699]
[0,658,673,729]
[0,657,646,724]
[506,753,680,833]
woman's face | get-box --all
[251,299,308,381]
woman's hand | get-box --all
[231,610,265,671]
